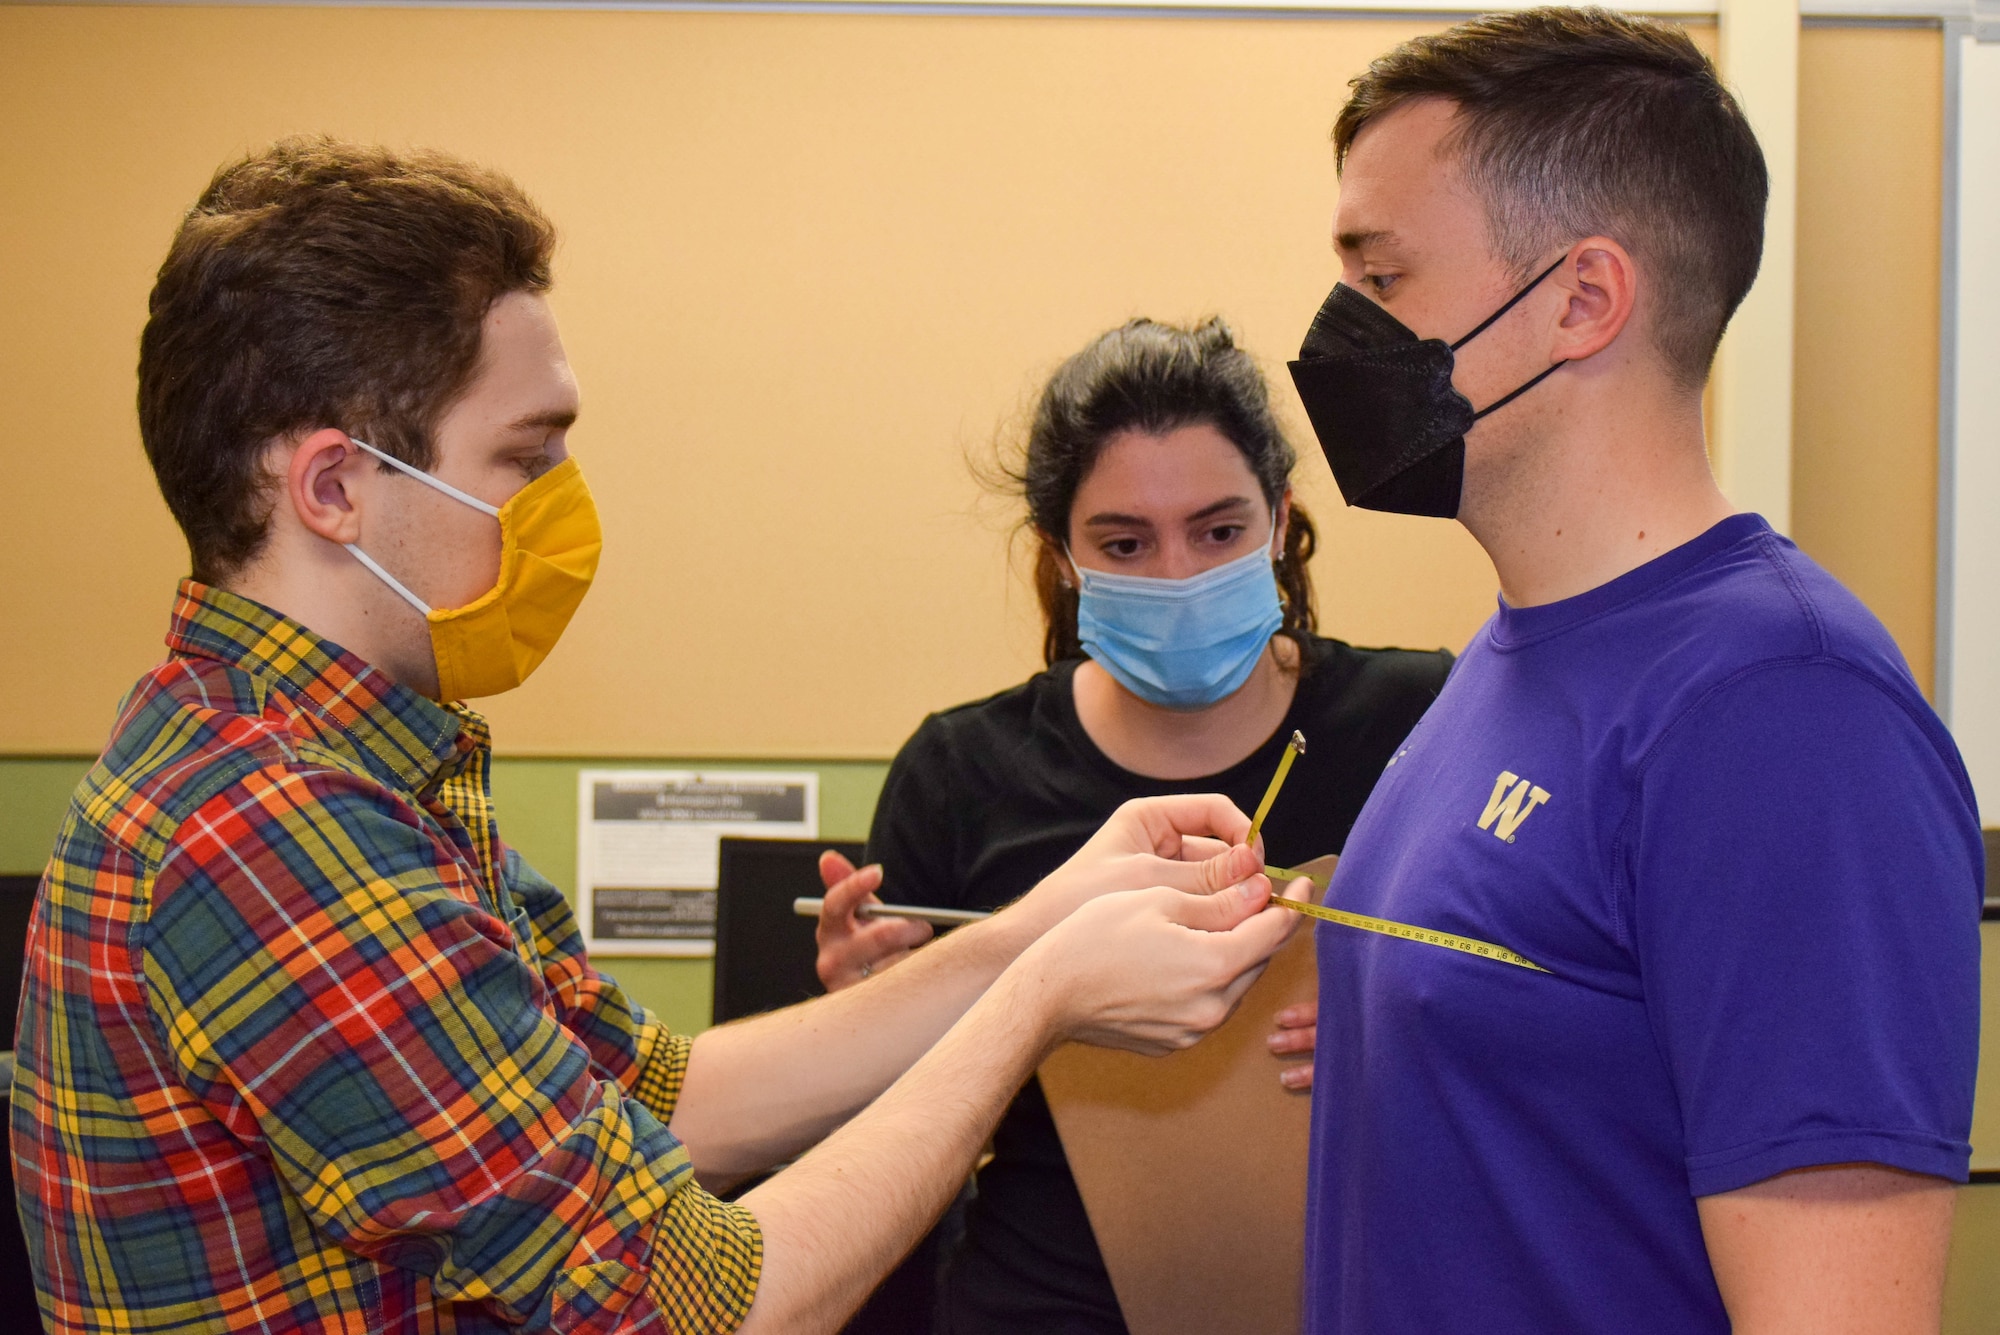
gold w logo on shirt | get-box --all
[1477,771,1551,843]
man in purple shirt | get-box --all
[1280,9,1984,1331]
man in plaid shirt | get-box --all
[11,139,1298,1334]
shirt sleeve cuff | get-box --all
[645,1181,765,1334]
[634,1031,693,1120]
[1686,1128,1972,1197]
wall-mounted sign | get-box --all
[577,770,818,956]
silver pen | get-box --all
[792,897,992,927]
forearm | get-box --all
[671,908,1040,1186]
[733,967,1056,1335]
[674,795,1265,1184]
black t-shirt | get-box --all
[863,634,1453,1334]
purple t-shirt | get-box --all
[1304,514,1984,1333]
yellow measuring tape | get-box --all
[1245,738,1548,974]
[1261,868,1549,974]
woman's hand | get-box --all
[1261,857,1333,1090]
[813,850,933,992]
[1269,1000,1317,1090]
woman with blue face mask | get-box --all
[816,317,1451,1335]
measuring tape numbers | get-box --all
[1263,866,1548,974]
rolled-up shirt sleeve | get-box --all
[142,766,762,1331]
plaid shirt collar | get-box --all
[166,578,488,795]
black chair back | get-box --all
[0,877,39,1049]
[712,837,854,1024]
[0,874,42,1323]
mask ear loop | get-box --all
[1449,255,1569,352]
[1470,362,1569,421]
[346,544,434,617]
[1448,255,1571,419]
[348,436,501,517]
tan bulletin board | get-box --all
[0,5,1505,757]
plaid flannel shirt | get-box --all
[11,581,762,1333]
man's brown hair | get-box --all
[138,137,556,582]
[1334,6,1766,387]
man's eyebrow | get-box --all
[1337,228,1397,254]
[507,408,577,432]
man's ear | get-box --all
[284,428,368,545]
[1549,236,1639,364]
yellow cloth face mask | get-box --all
[343,438,602,700]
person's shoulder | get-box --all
[1299,634,1454,707]
[1640,531,1970,798]
[1661,524,1924,701]
[86,655,391,865]
[88,658,295,836]
[1638,655,1981,865]
[1758,537,1920,680]
[898,666,1068,758]
[869,670,1071,878]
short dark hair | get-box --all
[1004,317,1319,666]
[1334,6,1767,386]
[138,136,557,582]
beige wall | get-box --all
[0,8,1943,757]
[1794,23,1943,697]
[0,4,1492,758]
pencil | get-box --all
[1247,729,1306,851]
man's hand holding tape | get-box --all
[818,828,1329,1089]
[674,792,1300,1332]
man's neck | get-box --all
[224,532,443,697]
[1459,382,1735,609]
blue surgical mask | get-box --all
[1072,522,1286,711]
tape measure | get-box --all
[1250,738,1545,974]
[1263,866,1548,974]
